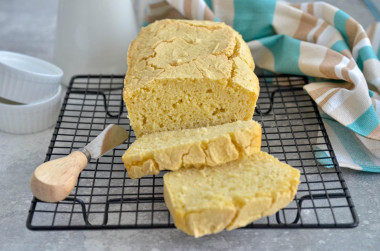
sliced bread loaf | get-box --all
[122,120,261,179]
[163,151,300,237]
[124,19,259,137]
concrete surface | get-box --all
[0,0,379,250]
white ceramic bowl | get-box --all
[0,85,62,134]
[0,51,63,104]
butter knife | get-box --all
[30,124,129,202]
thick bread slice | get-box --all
[124,19,259,137]
[163,151,300,237]
[122,120,261,179]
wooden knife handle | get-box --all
[30,151,88,202]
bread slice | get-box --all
[122,120,261,179]
[163,151,300,237]
[124,19,259,137]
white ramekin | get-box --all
[0,85,62,134]
[0,51,63,104]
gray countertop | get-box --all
[1,0,379,250]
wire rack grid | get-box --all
[26,74,358,230]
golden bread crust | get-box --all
[122,120,261,179]
[163,151,300,237]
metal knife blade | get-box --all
[82,124,129,159]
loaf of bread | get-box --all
[122,120,261,179]
[164,151,300,237]
[124,19,259,137]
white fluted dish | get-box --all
[0,85,62,134]
[0,51,63,104]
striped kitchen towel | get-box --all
[315,110,380,172]
[135,0,380,172]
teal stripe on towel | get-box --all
[334,10,350,47]
[315,147,334,168]
[233,0,276,41]
[347,105,379,136]
[361,164,380,172]
[357,56,363,70]
[259,35,303,75]
[358,46,378,61]
[331,40,349,53]
[369,90,374,97]
[204,0,213,10]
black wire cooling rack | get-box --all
[26,74,358,230]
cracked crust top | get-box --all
[124,19,257,94]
